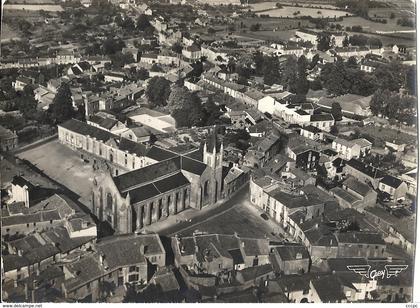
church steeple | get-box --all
[203,126,223,169]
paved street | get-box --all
[147,184,285,241]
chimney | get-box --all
[330,239,333,245]
[241,241,245,248]
[18,249,23,256]
[140,244,145,255]
[315,223,319,229]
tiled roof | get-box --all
[311,275,347,303]
[59,119,114,142]
[336,232,385,245]
[380,175,403,189]
[89,115,118,130]
[342,176,372,196]
[346,159,385,179]
[275,244,310,261]
[310,113,334,122]
[267,188,323,209]
[96,233,164,270]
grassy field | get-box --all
[340,125,417,146]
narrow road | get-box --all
[158,184,250,236]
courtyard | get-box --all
[17,139,96,208]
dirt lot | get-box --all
[17,139,96,208]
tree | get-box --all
[405,66,416,96]
[342,35,349,47]
[330,125,339,136]
[316,32,331,51]
[167,85,203,127]
[171,42,183,54]
[146,77,171,107]
[137,14,152,31]
[331,102,343,121]
[346,56,358,69]
[281,56,298,92]
[374,61,406,92]
[110,52,134,69]
[296,56,309,95]
[47,83,75,124]
[102,37,125,55]
[370,88,390,116]
[250,23,261,31]
[202,96,223,126]
[309,54,320,70]
[15,85,37,118]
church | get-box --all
[91,132,224,234]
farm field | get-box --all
[235,16,312,30]
[254,6,350,18]
[337,16,415,33]
[3,4,64,11]
[0,24,20,42]
[250,1,342,11]
[236,29,297,42]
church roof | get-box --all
[114,156,181,193]
[180,156,208,175]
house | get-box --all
[286,141,321,171]
[309,114,334,132]
[364,207,415,255]
[317,94,372,117]
[385,140,406,152]
[309,275,347,303]
[335,232,386,258]
[378,175,408,201]
[332,138,361,160]
[282,168,316,187]
[172,233,270,276]
[67,61,92,76]
[222,166,249,199]
[249,176,325,232]
[400,168,417,196]
[8,176,35,207]
[0,125,18,152]
[104,72,125,83]
[300,125,323,141]
[87,114,127,134]
[271,244,310,275]
[2,193,96,240]
[352,138,372,157]
[128,107,176,133]
[344,159,385,189]
[62,233,165,301]
[330,176,377,210]
[360,59,381,72]
[13,76,34,91]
